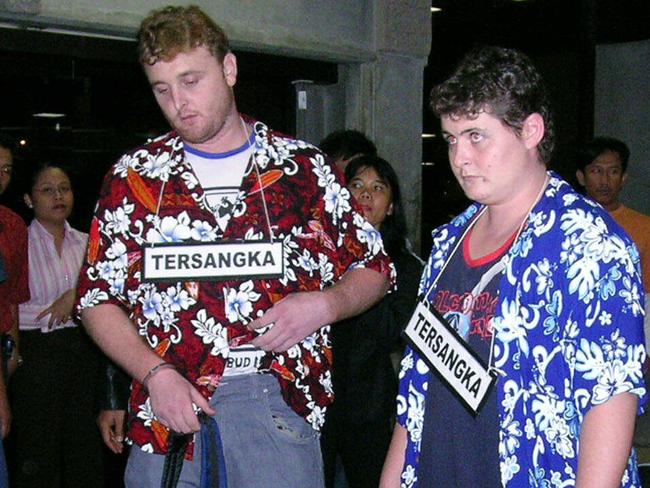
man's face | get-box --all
[576,150,626,211]
[441,112,539,206]
[144,46,239,152]
[0,146,13,196]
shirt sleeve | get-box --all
[568,228,648,415]
[75,163,134,316]
[301,149,395,285]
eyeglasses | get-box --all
[0,165,12,176]
[34,185,72,196]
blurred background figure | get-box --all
[9,161,103,488]
[0,133,29,488]
[319,129,377,172]
[576,137,650,349]
[320,154,422,488]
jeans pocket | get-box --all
[264,390,317,444]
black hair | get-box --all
[0,133,16,154]
[23,160,73,197]
[430,46,555,164]
[577,137,630,173]
[319,130,377,162]
[345,154,407,258]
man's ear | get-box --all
[576,169,586,187]
[222,53,238,87]
[521,113,545,150]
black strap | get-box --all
[160,431,192,488]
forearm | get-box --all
[380,423,407,488]
[81,303,164,384]
[324,267,389,323]
[576,392,637,487]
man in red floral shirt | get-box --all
[0,133,30,486]
[78,5,392,487]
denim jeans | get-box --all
[125,373,324,488]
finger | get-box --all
[251,327,286,351]
[114,415,125,441]
[190,387,216,417]
[99,423,113,449]
[36,307,52,321]
[248,309,277,331]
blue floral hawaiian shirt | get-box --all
[397,172,647,487]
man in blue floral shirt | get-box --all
[380,46,647,488]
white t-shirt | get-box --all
[184,135,253,233]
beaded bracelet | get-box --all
[142,361,176,388]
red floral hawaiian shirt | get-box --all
[77,119,394,454]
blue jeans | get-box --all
[125,374,324,488]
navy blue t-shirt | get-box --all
[417,231,513,487]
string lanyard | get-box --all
[421,172,550,376]
[241,118,276,243]
[150,120,276,245]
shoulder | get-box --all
[108,131,181,180]
[253,120,325,164]
[617,205,650,224]
[0,205,27,234]
[537,173,633,246]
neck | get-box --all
[185,110,249,154]
[483,167,548,233]
[605,201,622,212]
[469,167,548,259]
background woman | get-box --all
[9,161,103,488]
[320,154,423,488]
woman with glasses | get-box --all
[9,161,103,488]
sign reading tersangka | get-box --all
[142,241,284,282]
[403,300,496,416]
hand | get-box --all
[0,380,11,439]
[37,289,75,329]
[249,291,334,352]
[98,409,126,454]
[147,368,215,435]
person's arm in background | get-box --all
[380,423,407,488]
[97,357,131,454]
[576,392,638,487]
[365,253,422,350]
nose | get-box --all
[450,141,469,168]
[170,86,187,113]
[358,188,372,200]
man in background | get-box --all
[319,129,377,172]
[576,136,650,346]
[0,133,30,487]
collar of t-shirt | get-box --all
[184,134,255,233]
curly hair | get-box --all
[138,5,230,65]
[430,46,555,164]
